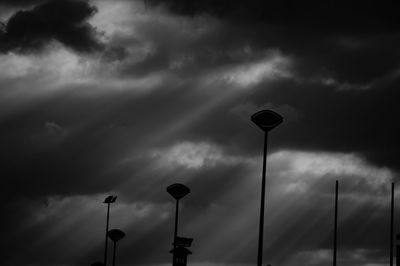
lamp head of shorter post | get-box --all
[108,229,125,242]
[167,184,190,200]
[104,195,117,204]
[251,110,283,132]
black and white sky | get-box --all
[1,0,400,266]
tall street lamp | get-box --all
[108,229,126,266]
[104,195,117,266]
[167,183,190,266]
[251,110,283,266]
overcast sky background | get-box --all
[1,0,400,266]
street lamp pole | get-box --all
[103,195,117,266]
[105,203,110,265]
[112,241,117,266]
[390,182,394,266]
[174,198,180,250]
[333,180,338,266]
[257,131,268,266]
[251,110,283,266]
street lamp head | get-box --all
[108,229,125,242]
[104,195,117,204]
[167,183,190,200]
[251,110,283,132]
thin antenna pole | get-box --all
[333,180,338,266]
[391,182,394,266]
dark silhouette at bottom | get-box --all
[170,246,192,266]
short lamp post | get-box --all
[251,110,283,266]
[108,229,126,266]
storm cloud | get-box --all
[147,0,400,29]
[0,0,102,53]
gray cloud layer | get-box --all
[0,0,399,265]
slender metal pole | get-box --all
[104,203,110,266]
[112,241,117,266]
[257,132,268,266]
[391,182,394,266]
[333,180,338,266]
[174,199,179,243]
[397,239,400,266]
[172,199,179,265]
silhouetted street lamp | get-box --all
[251,110,283,266]
[108,229,125,266]
[167,184,190,265]
[103,195,117,266]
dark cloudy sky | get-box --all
[1,0,400,265]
